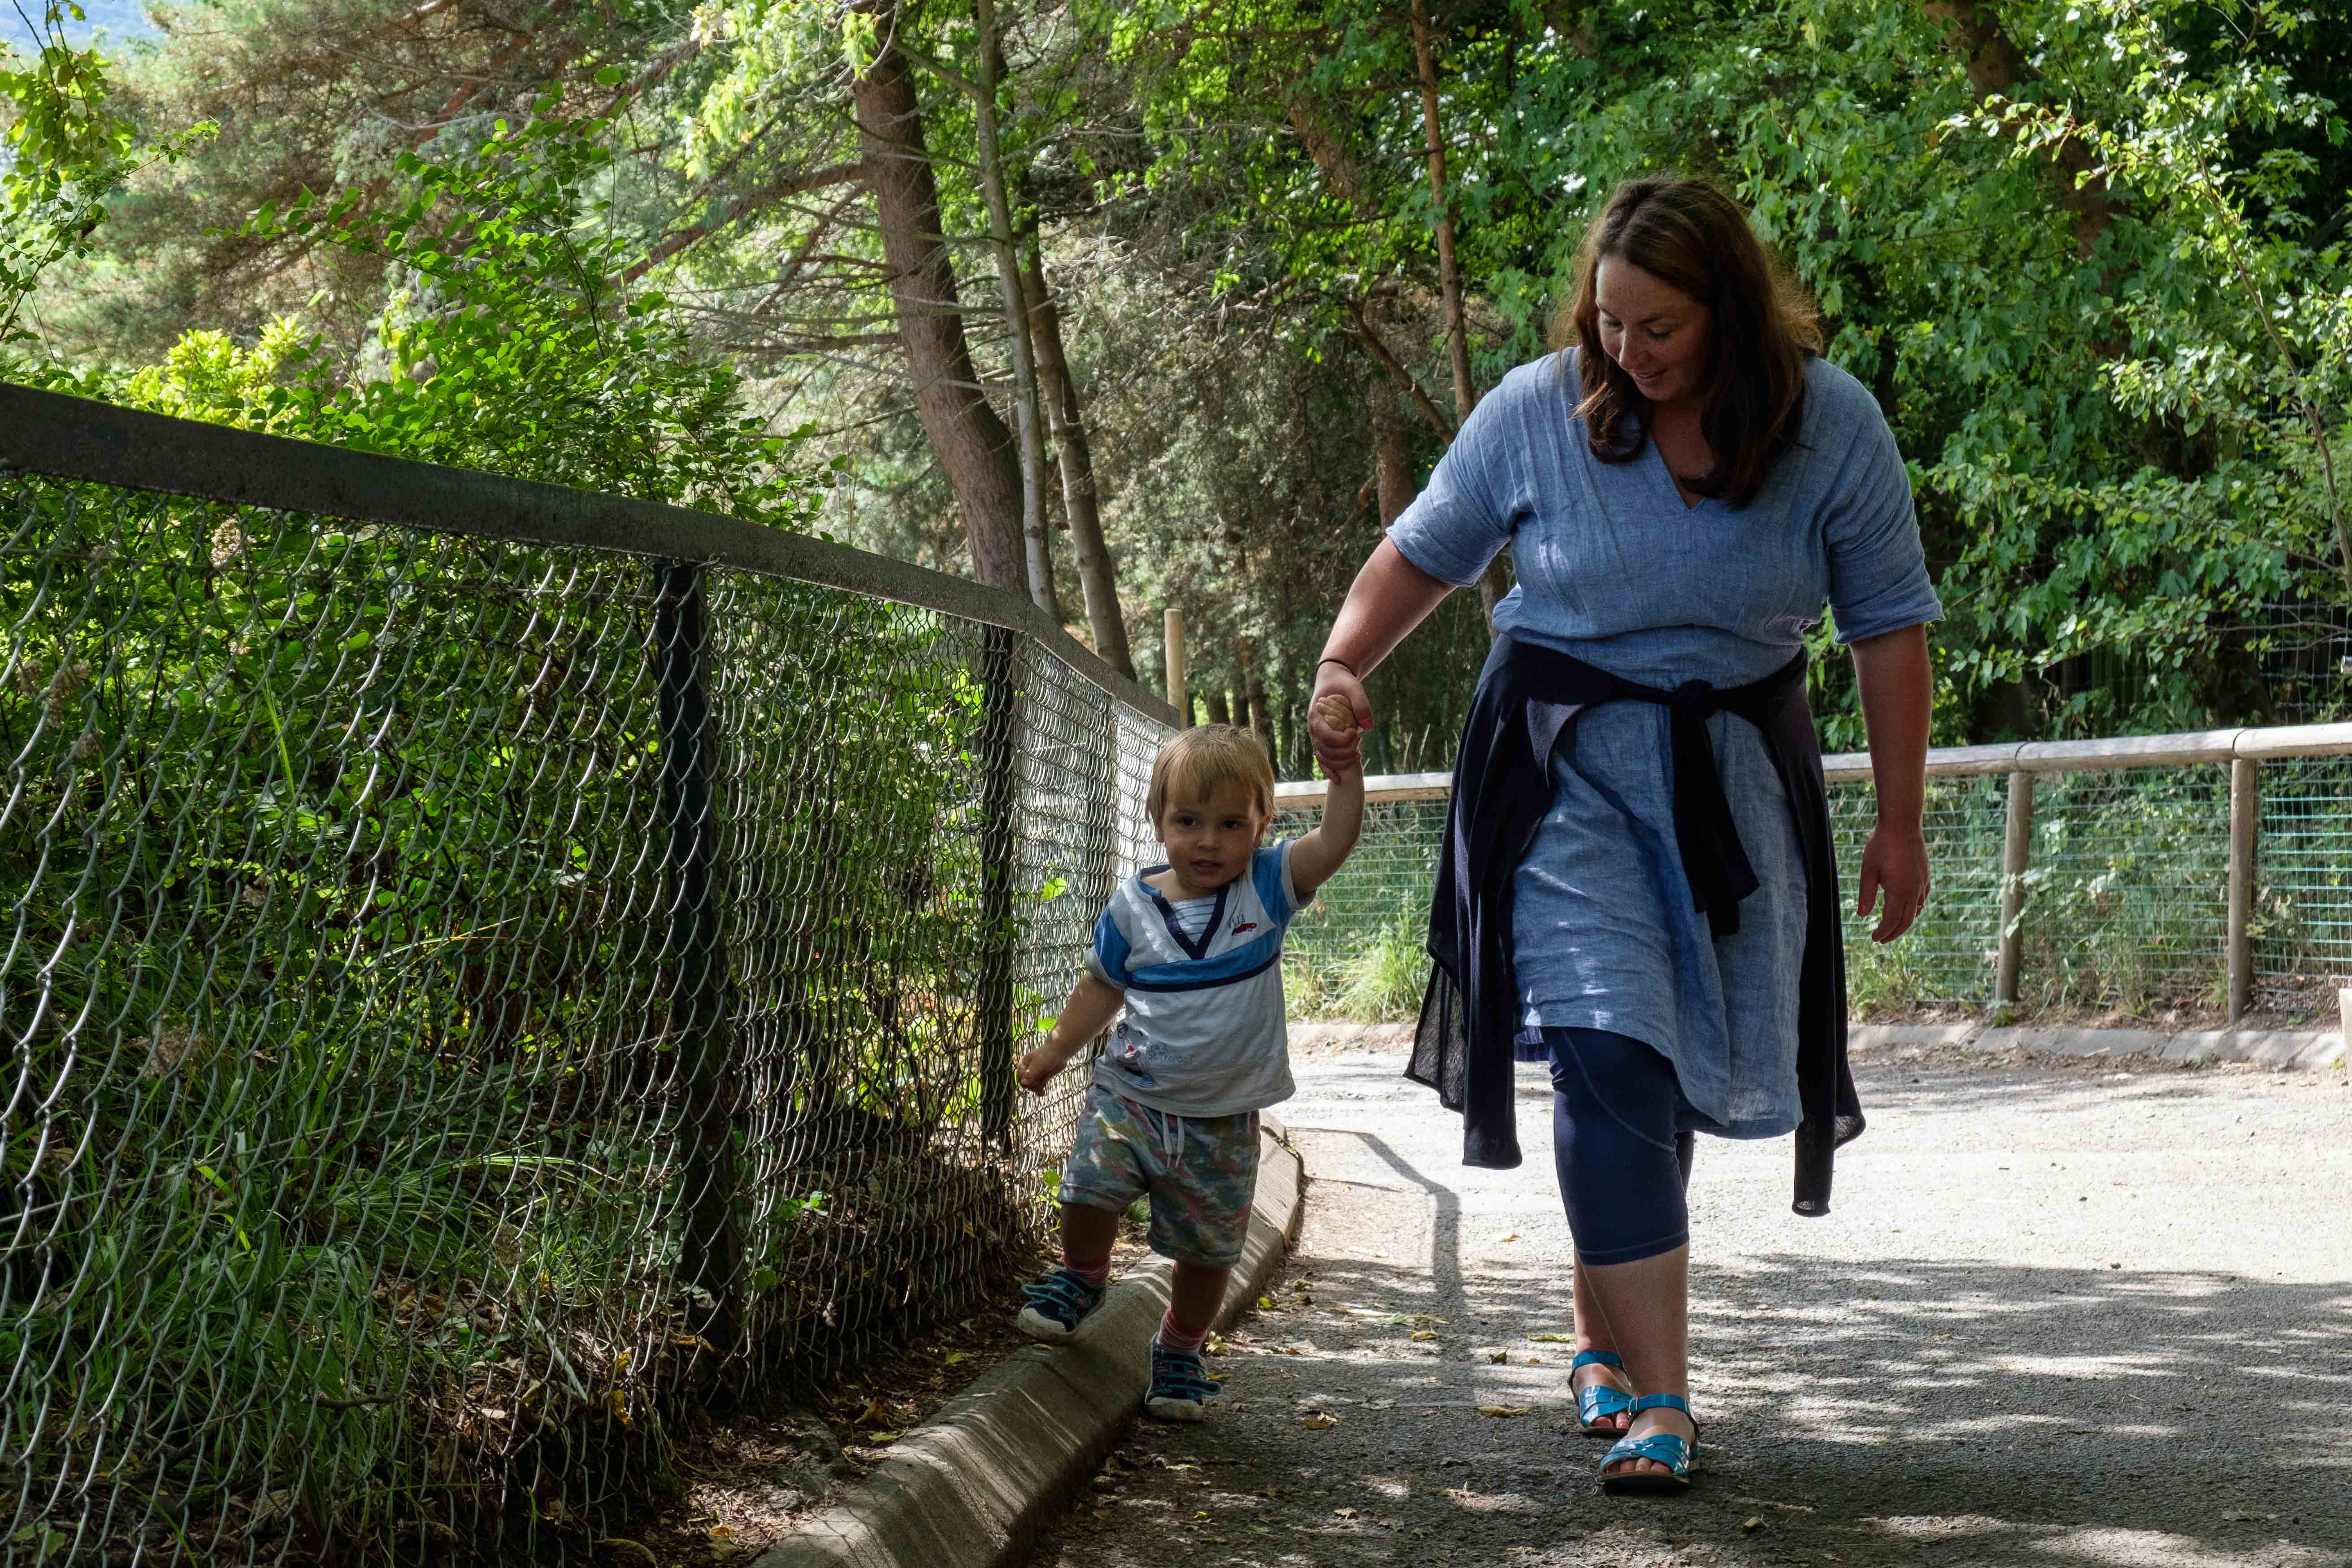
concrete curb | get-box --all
[1849,1021,2348,1071]
[753,1117,1306,1568]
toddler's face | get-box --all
[1155,779,1268,895]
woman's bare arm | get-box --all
[1306,540,1460,775]
[1848,623,1932,943]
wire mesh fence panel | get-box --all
[2009,768,2231,1014]
[1831,773,2006,1010]
[2253,756,2352,1016]
[1,463,1164,1566]
[1271,797,1446,1021]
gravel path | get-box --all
[1025,1044,2352,1568]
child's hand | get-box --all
[1017,1039,1075,1095]
[1312,692,1361,780]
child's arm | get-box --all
[1287,698,1366,898]
[1016,971,1125,1095]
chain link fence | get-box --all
[1279,748,2352,1025]
[1,387,1171,1565]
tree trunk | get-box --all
[1246,674,1272,756]
[1914,0,2113,257]
[1409,0,1510,635]
[1205,688,1231,726]
[971,0,1057,611]
[1020,246,1135,676]
[1410,0,1475,425]
[1374,391,1416,527]
[849,4,1027,595]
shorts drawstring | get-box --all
[1156,1105,1187,1176]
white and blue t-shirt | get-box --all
[1084,841,1313,1117]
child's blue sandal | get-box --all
[1597,1393,1698,1493]
[1142,1339,1222,1421]
[1015,1266,1106,1342]
[1570,1349,1635,1437]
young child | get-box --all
[1014,712,1364,1419]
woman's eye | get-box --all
[1647,328,1673,342]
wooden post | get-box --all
[1163,608,1188,728]
[1994,769,2035,1008]
[2228,756,2258,1023]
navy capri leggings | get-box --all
[1544,1026,1697,1266]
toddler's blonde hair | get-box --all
[1146,724,1275,824]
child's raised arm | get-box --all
[1017,971,1125,1095]
[1287,694,1365,899]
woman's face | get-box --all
[1594,257,1713,409]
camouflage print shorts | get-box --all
[1059,1082,1260,1269]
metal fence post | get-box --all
[655,559,743,1367]
[978,623,1023,1144]
[1994,769,2035,1008]
[2228,756,2258,1022]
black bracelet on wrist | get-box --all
[1317,656,1358,678]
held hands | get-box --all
[1856,822,1931,943]
[1308,666,1372,782]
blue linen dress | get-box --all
[1387,351,1941,1138]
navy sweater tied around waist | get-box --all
[1407,634,1865,1215]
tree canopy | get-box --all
[7,0,2350,765]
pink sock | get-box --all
[1062,1251,1111,1287]
[1155,1309,1211,1354]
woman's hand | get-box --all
[1856,822,1930,943]
[1308,664,1371,780]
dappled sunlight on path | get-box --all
[1026,1049,2352,1568]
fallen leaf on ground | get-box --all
[1495,1231,1521,1243]
[1479,1405,1529,1418]
[1410,1329,1437,1342]
[1488,1351,1507,1363]
[1300,1411,1341,1429]
[1743,1516,1766,1531]
[1334,1507,1358,1519]
[1528,1333,1574,1342]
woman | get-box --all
[1306,177,1936,1493]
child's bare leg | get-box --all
[1062,1202,1121,1282]
[1160,1261,1230,1349]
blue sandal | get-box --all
[1598,1393,1699,1493]
[1571,1350,1635,1437]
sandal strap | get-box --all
[1627,1392,1689,1418]
[1601,1432,1692,1474]
[1568,1350,1623,1372]
[1577,1383,1635,1422]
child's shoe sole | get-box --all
[1015,1305,1079,1342]
[1142,1393,1214,1422]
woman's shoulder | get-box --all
[1799,355,1889,436]
[1487,351,1573,410]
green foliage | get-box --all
[0,0,208,347]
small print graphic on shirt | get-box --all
[1107,1019,1155,1086]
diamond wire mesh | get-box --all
[1,465,1165,1565]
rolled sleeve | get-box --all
[1385,394,1514,587]
[1824,412,1942,644]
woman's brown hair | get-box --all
[1550,177,1822,508]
